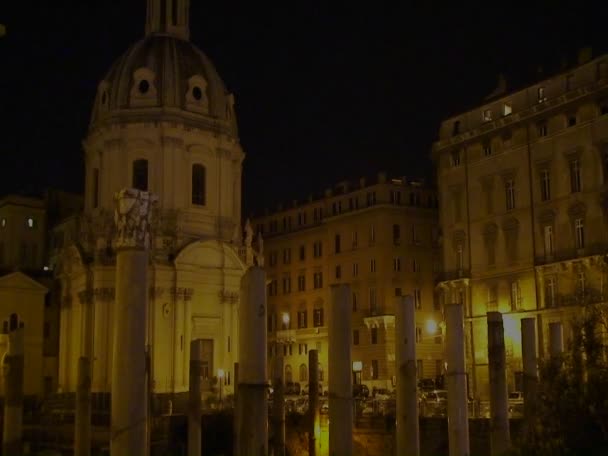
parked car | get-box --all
[418,378,435,392]
[353,383,370,398]
[285,382,301,395]
[302,382,323,396]
[373,388,392,400]
[422,389,448,417]
[508,391,524,418]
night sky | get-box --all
[1,3,607,215]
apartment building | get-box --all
[432,53,608,400]
[253,172,442,390]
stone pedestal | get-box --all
[237,267,268,456]
[110,189,155,456]
[395,295,419,456]
[188,340,203,456]
[308,350,320,456]
[445,303,469,456]
[272,356,285,456]
[521,318,537,421]
[487,312,510,456]
[2,323,24,456]
[329,284,353,456]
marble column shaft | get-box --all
[188,340,203,456]
[521,318,538,421]
[487,312,510,456]
[2,325,24,456]
[308,350,320,456]
[272,356,285,456]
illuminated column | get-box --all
[329,284,353,456]
[445,303,469,456]
[549,322,564,358]
[395,295,419,456]
[233,362,239,456]
[272,356,285,456]
[521,318,538,420]
[111,189,156,456]
[487,312,510,456]
[2,320,24,456]
[188,340,203,456]
[308,350,320,456]
[237,267,268,456]
[75,291,94,456]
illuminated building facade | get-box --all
[252,172,443,390]
[433,53,608,400]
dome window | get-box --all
[192,86,203,101]
[138,79,150,95]
[186,75,208,113]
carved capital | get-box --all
[114,188,158,250]
[218,289,239,304]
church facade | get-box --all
[57,0,257,407]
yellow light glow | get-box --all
[352,361,362,372]
[282,312,290,325]
[218,368,225,379]
[426,319,438,334]
[0,24,6,38]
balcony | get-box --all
[276,329,297,344]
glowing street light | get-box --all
[426,319,438,335]
[218,369,225,407]
[282,312,290,329]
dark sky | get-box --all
[1,2,607,215]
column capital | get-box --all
[114,188,158,250]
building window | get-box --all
[299,245,305,261]
[366,192,376,207]
[537,122,547,137]
[299,364,308,382]
[44,322,50,339]
[267,313,276,332]
[600,99,608,116]
[415,327,422,343]
[487,284,498,310]
[545,277,556,307]
[370,258,376,273]
[313,308,324,327]
[371,360,379,379]
[282,276,291,294]
[132,159,148,191]
[544,225,554,258]
[540,169,551,201]
[414,289,421,310]
[369,288,377,314]
[483,143,492,157]
[451,150,461,167]
[393,224,401,244]
[390,190,401,204]
[352,231,358,248]
[269,251,278,267]
[482,109,492,122]
[569,159,582,193]
[191,164,206,205]
[298,212,307,226]
[503,102,512,116]
[510,281,521,310]
[335,234,341,253]
[298,310,307,329]
[577,271,586,295]
[393,257,401,272]
[335,265,342,279]
[352,292,358,311]
[575,218,585,249]
[371,327,378,344]
[353,330,360,345]
[313,207,323,222]
[352,263,359,277]
[268,280,278,297]
[298,275,306,292]
[567,114,577,127]
[505,179,515,211]
[369,225,376,244]
[313,272,323,289]
[412,259,420,273]
[452,120,460,136]
[299,343,308,355]
[313,241,323,258]
[395,288,402,297]
[92,168,100,209]
[409,192,420,206]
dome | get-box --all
[90,34,237,134]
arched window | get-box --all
[132,159,148,191]
[192,164,206,206]
[299,363,308,382]
[9,313,19,331]
[285,364,293,383]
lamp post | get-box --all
[352,361,362,386]
[282,312,290,329]
[218,369,225,408]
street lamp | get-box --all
[352,361,362,385]
[282,312,290,329]
[218,369,225,408]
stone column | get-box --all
[233,362,239,456]
[487,312,510,456]
[2,320,24,456]
[308,350,320,456]
[237,267,268,456]
[188,339,203,456]
[272,356,285,456]
[445,303,469,456]
[521,318,537,421]
[75,291,94,456]
[329,284,353,456]
[549,322,563,358]
[110,189,156,456]
[395,295,419,456]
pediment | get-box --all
[0,272,48,293]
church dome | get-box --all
[89,13,237,135]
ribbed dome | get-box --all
[90,34,237,134]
